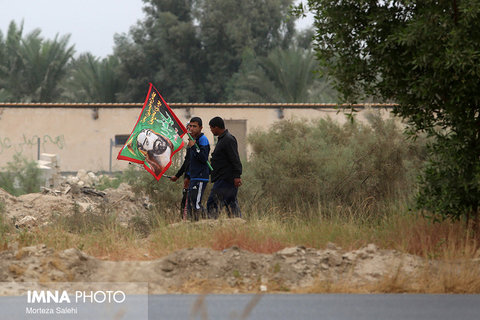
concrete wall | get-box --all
[0,103,395,173]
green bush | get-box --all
[53,202,119,235]
[95,174,123,191]
[242,112,427,215]
[0,154,43,196]
[125,166,185,223]
[0,201,12,248]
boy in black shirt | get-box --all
[207,117,243,218]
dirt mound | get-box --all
[0,187,16,207]
[0,184,430,294]
[3,183,149,229]
[0,243,427,295]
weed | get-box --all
[128,215,151,237]
[272,263,281,273]
[268,280,290,292]
[0,201,12,249]
[210,223,285,253]
[0,154,43,196]
[55,201,118,234]
[96,175,122,191]
[8,264,26,277]
[17,228,35,247]
[128,209,166,237]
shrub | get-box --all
[125,166,185,223]
[95,173,123,191]
[53,202,118,235]
[0,200,12,249]
[0,154,43,196]
[242,112,426,216]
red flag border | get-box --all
[117,83,188,180]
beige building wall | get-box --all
[0,104,394,173]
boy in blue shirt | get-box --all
[184,117,210,220]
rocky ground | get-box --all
[0,173,433,295]
[0,242,428,295]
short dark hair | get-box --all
[209,116,225,129]
[189,116,202,127]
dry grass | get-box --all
[8,264,26,277]
[300,259,480,294]
[375,212,479,259]
[299,223,480,294]
[39,256,75,282]
[16,223,152,261]
[8,208,480,260]
[210,224,286,253]
[172,278,239,294]
[147,217,287,256]
[4,204,480,293]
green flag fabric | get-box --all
[117,83,187,180]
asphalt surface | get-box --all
[2,293,479,319]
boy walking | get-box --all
[172,117,210,220]
[207,116,243,218]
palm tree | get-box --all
[0,21,74,102]
[228,47,337,102]
[63,53,125,102]
[0,21,23,101]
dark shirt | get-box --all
[210,130,242,183]
[186,133,210,181]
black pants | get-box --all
[185,180,207,221]
[207,179,241,219]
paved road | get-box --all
[2,293,479,319]
[150,294,480,320]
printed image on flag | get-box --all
[117,83,188,180]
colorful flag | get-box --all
[117,83,187,180]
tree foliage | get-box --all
[114,0,204,102]
[227,46,337,102]
[0,21,74,102]
[114,0,297,102]
[300,1,480,226]
[1,3,315,103]
[63,53,125,102]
